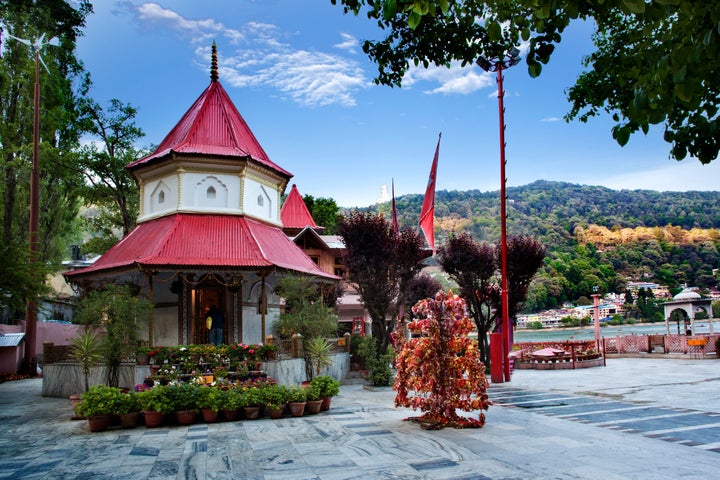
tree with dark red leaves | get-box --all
[338,211,426,357]
[437,232,545,366]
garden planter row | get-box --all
[76,375,341,432]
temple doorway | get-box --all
[193,286,225,345]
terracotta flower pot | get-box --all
[243,406,261,420]
[69,394,84,420]
[143,410,164,428]
[268,406,284,419]
[176,409,197,425]
[200,408,219,423]
[288,401,306,417]
[87,414,112,432]
[119,412,140,429]
[305,400,323,415]
[222,409,239,422]
[320,396,332,411]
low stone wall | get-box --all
[42,353,350,398]
[264,352,349,386]
[42,363,147,398]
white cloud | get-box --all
[404,62,495,95]
[130,3,367,107]
[541,117,562,122]
[334,32,359,53]
[133,3,240,44]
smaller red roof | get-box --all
[65,213,337,280]
[281,184,320,230]
[126,80,291,178]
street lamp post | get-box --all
[477,48,520,382]
[8,32,59,376]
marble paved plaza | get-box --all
[1,357,719,479]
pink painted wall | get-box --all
[0,321,81,374]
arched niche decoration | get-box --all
[150,180,170,213]
[194,175,228,208]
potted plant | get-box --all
[137,385,173,428]
[287,385,307,417]
[69,329,103,418]
[310,375,340,411]
[166,383,199,425]
[73,285,148,388]
[241,387,264,420]
[304,385,323,414]
[76,385,123,432]
[196,386,223,422]
[135,346,152,365]
[305,337,334,381]
[262,384,288,419]
[221,388,242,421]
[116,392,141,428]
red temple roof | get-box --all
[280,184,320,230]
[126,80,291,178]
[65,213,337,280]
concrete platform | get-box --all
[0,357,718,479]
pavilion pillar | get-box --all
[261,273,267,341]
[147,272,154,346]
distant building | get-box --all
[626,281,671,298]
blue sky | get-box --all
[75,1,720,208]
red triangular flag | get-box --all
[391,179,399,237]
[419,133,441,253]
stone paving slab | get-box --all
[0,357,719,479]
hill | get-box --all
[367,181,720,311]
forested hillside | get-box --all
[367,181,720,312]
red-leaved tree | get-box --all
[437,233,545,366]
[393,290,490,430]
[338,211,426,357]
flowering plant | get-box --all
[394,290,490,429]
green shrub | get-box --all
[262,384,289,410]
[165,383,198,411]
[310,375,340,397]
[76,385,123,417]
[527,321,543,330]
[196,386,224,413]
[356,336,394,387]
[287,385,307,403]
[242,387,265,407]
[305,385,321,401]
[116,392,140,414]
[137,386,174,414]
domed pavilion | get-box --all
[65,44,338,346]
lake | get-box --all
[514,320,718,343]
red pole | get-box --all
[23,51,40,376]
[497,64,512,382]
[593,293,601,351]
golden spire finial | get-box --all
[210,41,218,82]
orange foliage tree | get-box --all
[393,290,490,429]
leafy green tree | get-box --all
[77,98,148,254]
[338,211,426,357]
[333,0,720,162]
[303,194,340,234]
[73,285,149,388]
[0,0,92,314]
[566,2,719,163]
[274,274,339,341]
